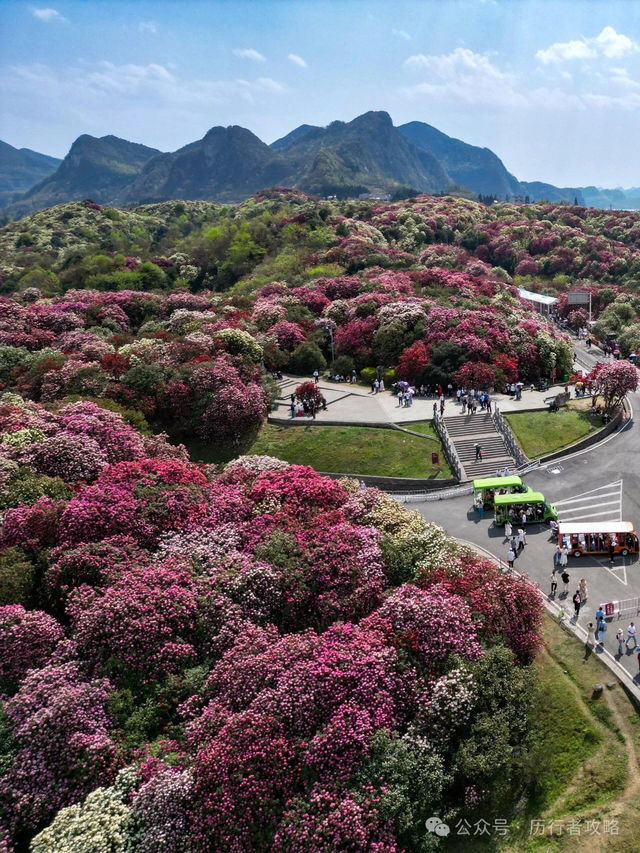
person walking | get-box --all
[504,519,513,541]
[559,546,569,568]
[572,589,582,617]
[579,578,588,603]
[475,443,482,461]
[554,545,562,567]
[439,398,445,416]
[560,569,570,595]
[517,528,525,553]
[507,547,515,568]
[313,369,319,385]
[520,510,527,528]
[616,628,625,656]
[586,622,596,647]
[510,535,518,555]
[595,606,606,643]
[550,572,558,596]
[628,622,637,649]
[433,402,437,418]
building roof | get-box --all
[518,288,559,307]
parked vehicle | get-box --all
[472,476,531,508]
[494,492,558,525]
[558,522,639,557]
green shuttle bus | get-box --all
[493,492,558,525]
[472,476,531,508]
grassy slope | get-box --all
[502,616,639,853]
[187,423,452,478]
[449,614,640,852]
[505,405,600,458]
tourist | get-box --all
[559,546,569,568]
[628,622,637,649]
[439,398,444,415]
[432,402,437,417]
[560,569,570,595]
[321,396,327,411]
[554,545,562,567]
[617,628,625,656]
[313,369,319,384]
[517,528,525,553]
[586,622,596,647]
[507,547,515,568]
[572,589,582,617]
[550,573,558,596]
[579,578,588,602]
[475,443,482,461]
[504,519,512,540]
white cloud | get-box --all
[31,7,66,23]
[233,48,266,63]
[609,67,640,89]
[402,48,525,107]
[288,53,307,68]
[594,26,637,59]
[535,40,595,65]
[254,77,286,93]
[400,47,587,111]
[536,26,637,65]
[392,29,411,41]
[138,21,158,35]
[3,61,287,117]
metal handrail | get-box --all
[492,405,526,467]
[432,411,464,480]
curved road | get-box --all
[415,337,640,681]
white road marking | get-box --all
[554,480,623,522]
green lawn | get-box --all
[397,420,440,439]
[187,423,452,478]
[505,406,602,458]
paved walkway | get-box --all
[273,375,557,426]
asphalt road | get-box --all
[416,337,640,681]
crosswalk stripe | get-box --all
[558,509,622,520]
[555,491,621,506]
[559,500,621,512]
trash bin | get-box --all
[562,373,569,382]
[272,402,279,411]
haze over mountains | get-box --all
[1,110,638,219]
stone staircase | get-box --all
[444,413,517,480]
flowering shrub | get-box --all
[67,564,199,681]
[0,605,63,689]
[30,767,137,853]
[0,662,116,838]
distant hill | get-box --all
[270,124,318,152]
[116,125,289,205]
[398,121,521,198]
[5,135,161,218]
[286,111,451,196]
[1,112,636,218]
[0,141,61,193]
[519,181,585,205]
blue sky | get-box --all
[3,0,640,187]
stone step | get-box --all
[463,459,515,478]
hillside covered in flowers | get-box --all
[0,192,606,451]
[0,391,543,850]
[2,191,640,849]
